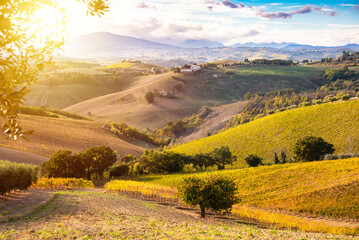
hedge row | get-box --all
[0,160,39,195]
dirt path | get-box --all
[40,87,51,106]
[0,189,55,222]
[1,190,358,239]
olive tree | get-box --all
[1,0,109,139]
[294,136,334,162]
[178,175,240,218]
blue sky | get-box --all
[65,0,359,46]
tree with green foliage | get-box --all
[190,153,216,171]
[294,136,335,162]
[139,150,188,173]
[144,91,155,104]
[178,175,240,218]
[84,146,118,179]
[42,145,117,179]
[109,163,129,178]
[323,68,345,82]
[1,0,109,139]
[212,146,236,170]
[245,154,263,167]
[42,150,77,178]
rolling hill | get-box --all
[64,65,328,130]
[63,72,205,130]
[171,100,359,168]
[0,114,144,160]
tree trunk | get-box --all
[200,208,206,218]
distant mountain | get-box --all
[282,43,359,50]
[180,39,224,48]
[230,42,292,49]
[281,44,328,50]
[343,44,359,50]
[63,32,180,57]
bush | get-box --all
[294,136,335,162]
[324,153,359,160]
[109,164,129,178]
[144,91,155,104]
[245,154,263,167]
[177,175,239,218]
[0,161,38,195]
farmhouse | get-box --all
[180,65,201,72]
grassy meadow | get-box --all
[171,100,359,168]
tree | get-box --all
[178,175,240,218]
[294,136,335,162]
[190,153,216,171]
[245,154,263,167]
[281,151,287,164]
[42,150,86,178]
[42,150,74,178]
[274,152,279,164]
[84,146,118,179]
[144,91,155,104]
[212,146,236,170]
[1,0,109,139]
[138,150,187,174]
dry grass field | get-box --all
[2,190,357,239]
[0,114,144,160]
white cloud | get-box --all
[60,0,357,46]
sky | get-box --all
[62,0,359,46]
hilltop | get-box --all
[171,100,359,168]
[0,114,144,160]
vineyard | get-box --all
[171,100,359,168]
[31,178,94,190]
[104,158,359,234]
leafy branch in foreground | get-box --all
[0,0,108,140]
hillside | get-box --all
[0,190,342,240]
[135,157,359,233]
[64,72,207,129]
[0,114,144,160]
[64,65,327,130]
[171,100,359,168]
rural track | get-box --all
[40,87,51,106]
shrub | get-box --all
[177,175,239,218]
[109,164,130,178]
[0,161,38,195]
[245,154,263,167]
[144,91,155,104]
[324,153,359,160]
[294,136,335,162]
